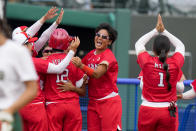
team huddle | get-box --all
[0,7,122,131]
[0,6,196,131]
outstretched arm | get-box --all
[72,57,107,79]
[161,29,185,56]
[34,8,64,52]
[179,88,196,99]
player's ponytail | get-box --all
[153,35,171,91]
[159,49,172,91]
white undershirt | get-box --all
[135,28,185,57]
[47,50,75,74]
[26,20,43,38]
[34,22,58,53]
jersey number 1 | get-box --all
[158,72,164,87]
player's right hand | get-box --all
[70,37,80,51]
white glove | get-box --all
[0,111,13,131]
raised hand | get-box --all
[70,37,80,52]
[156,14,165,33]
[56,8,64,25]
[72,57,82,68]
[40,7,58,24]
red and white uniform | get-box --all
[138,69,183,131]
[20,58,50,131]
[82,49,122,131]
[20,50,75,131]
[44,53,84,131]
[135,28,185,131]
[137,52,184,102]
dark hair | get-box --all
[95,23,117,44]
[0,19,12,38]
[153,35,172,91]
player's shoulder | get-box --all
[6,39,30,55]
[103,49,114,56]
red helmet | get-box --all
[49,28,73,50]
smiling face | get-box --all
[94,29,112,54]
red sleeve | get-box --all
[137,51,150,68]
[177,70,183,81]
[191,80,196,93]
[172,52,184,68]
[33,58,49,74]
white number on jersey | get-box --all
[56,69,69,83]
[158,72,164,87]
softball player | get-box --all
[138,70,185,131]
[135,15,185,131]
[0,19,38,131]
[44,28,86,131]
[72,23,122,131]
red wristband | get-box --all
[81,65,94,76]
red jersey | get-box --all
[32,58,49,103]
[82,49,118,99]
[137,52,184,102]
[44,53,84,102]
[191,80,196,92]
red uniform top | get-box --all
[44,53,84,102]
[31,58,49,103]
[82,49,118,99]
[137,52,184,102]
[191,80,196,92]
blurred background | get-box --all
[5,0,196,130]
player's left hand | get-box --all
[57,80,75,92]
